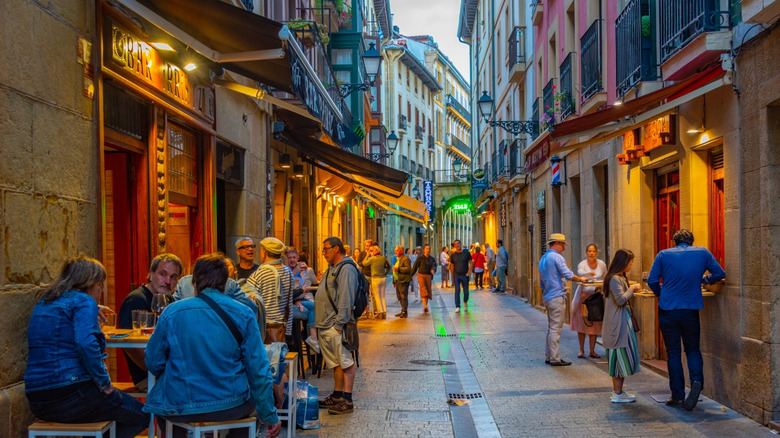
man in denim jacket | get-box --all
[144,254,281,437]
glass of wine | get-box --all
[151,294,169,318]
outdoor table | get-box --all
[102,328,155,438]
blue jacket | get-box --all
[25,291,111,392]
[648,243,725,310]
[143,289,278,424]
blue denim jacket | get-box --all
[24,291,111,392]
[143,289,279,425]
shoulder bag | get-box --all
[583,291,604,325]
[609,277,640,333]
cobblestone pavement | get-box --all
[292,279,772,437]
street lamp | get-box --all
[340,42,383,97]
[453,160,462,176]
[478,91,540,136]
[441,197,447,208]
[412,185,420,199]
[365,130,400,162]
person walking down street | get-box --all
[24,256,149,438]
[450,240,473,313]
[570,244,608,359]
[485,243,496,289]
[648,229,725,410]
[494,240,509,293]
[235,237,259,281]
[602,249,642,403]
[439,247,450,288]
[362,245,391,319]
[315,237,359,415]
[411,244,438,313]
[391,246,412,318]
[409,247,420,302]
[539,233,582,366]
[472,246,487,290]
[144,254,281,437]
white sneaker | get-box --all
[611,391,636,403]
[305,337,321,354]
[455,307,460,313]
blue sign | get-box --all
[423,180,433,222]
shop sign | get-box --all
[288,46,360,149]
[525,138,551,173]
[451,202,470,212]
[423,180,433,222]
[536,189,545,211]
[216,141,245,186]
[105,19,215,122]
[500,203,507,227]
[643,115,676,152]
[473,168,485,180]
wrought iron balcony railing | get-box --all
[415,125,425,142]
[616,0,659,96]
[399,114,408,131]
[445,94,472,123]
[542,78,556,124]
[508,26,526,69]
[428,135,435,149]
[580,20,602,101]
[659,0,731,63]
[449,134,471,158]
[559,53,574,120]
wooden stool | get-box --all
[28,420,116,438]
[113,381,146,398]
[166,417,256,438]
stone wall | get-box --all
[0,1,98,436]
[736,23,780,425]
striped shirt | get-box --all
[247,262,294,335]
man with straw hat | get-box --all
[539,233,582,366]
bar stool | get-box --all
[28,420,116,438]
[166,417,256,438]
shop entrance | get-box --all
[655,168,680,360]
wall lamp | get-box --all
[340,42,382,98]
[365,130,400,161]
[478,91,539,136]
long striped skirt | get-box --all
[606,311,640,378]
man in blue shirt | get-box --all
[538,233,582,366]
[648,229,725,411]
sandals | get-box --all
[577,352,585,358]
[589,353,601,359]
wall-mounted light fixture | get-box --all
[340,42,383,98]
[412,185,420,200]
[293,164,304,179]
[279,153,291,169]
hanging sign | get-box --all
[500,203,507,227]
[423,180,433,222]
[525,138,551,173]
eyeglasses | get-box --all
[238,244,257,250]
[321,246,333,253]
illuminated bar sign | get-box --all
[423,180,433,222]
[452,202,470,211]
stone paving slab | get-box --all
[291,282,772,437]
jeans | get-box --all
[474,271,484,288]
[497,266,507,291]
[659,308,703,400]
[158,399,256,438]
[292,300,315,329]
[370,276,387,313]
[544,295,566,362]
[454,275,470,308]
[486,262,496,287]
[395,282,410,313]
[26,382,149,438]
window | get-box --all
[710,148,725,267]
[331,49,352,65]
[167,122,199,205]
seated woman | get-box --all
[144,253,281,438]
[24,256,149,438]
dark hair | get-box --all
[324,236,346,255]
[299,251,309,264]
[585,243,598,253]
[192,253,228,294]
[602,249,635,299]
[150,253,183,276]
[452,239,461,246]
[40,255,107,303]
[673,229,694,245]
[497,239,503,245]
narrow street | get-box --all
[298,280,772,438]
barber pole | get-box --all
[551,161,561,186]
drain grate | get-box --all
[386,410,450,422]
[376,369,427,373]
[435,333,459,338]
[448,392,484,400]
[409,359,455,366]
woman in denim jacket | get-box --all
[24,256,149,438]
[144,254,281,438]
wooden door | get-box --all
[655,170,680,360]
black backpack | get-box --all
[333,260,370,318]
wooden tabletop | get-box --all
[101,328,150,347]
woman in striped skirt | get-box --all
[601,249,642,403]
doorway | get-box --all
[655,167,680,360]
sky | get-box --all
[388,0,471,84]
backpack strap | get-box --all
[197,293,243,347]
[325,261,359,313]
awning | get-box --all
[354,188,428,225]
[548,67,726,146]
[117,0,360,149]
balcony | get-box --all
[448,134,472,160]
[398,114,408,133]
[531,0,544,26]
[542,79,556,127]
[659,0,731,80]
[509,139,524,177]
[742,0,780,23]
[445,94,472,123]
[580,20,603,102]
[415,125,424,144]
[616,0,660,97]
[559,53,575,120]
[433,169,468,183]
[491,151,499,182]
[508,26,528,83]
[428,134,435,149]
[531,97,540,137]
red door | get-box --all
[655,170,680,360]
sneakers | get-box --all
[665,397,683,406]
[398,312,407,318]
[463,302,469,311]
[319,394,344,408]
[327,399,354,415]
[305,337,320,354]
[455,307,460,313]
[611,391,637,403]
[684,381,703,411]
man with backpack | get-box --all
[315,237,360,415]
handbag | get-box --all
[324,271,359,352]
[583,292,604,323]
[263,265,292,344]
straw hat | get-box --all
[547,233,567,245]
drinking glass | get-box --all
[100,312,116,328]
[132,310,143,332]
[151,294,169,317]
[140,312,155,335]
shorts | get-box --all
[319,326,355,370]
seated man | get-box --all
[143,253,281,438]
[117,253,182,391]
